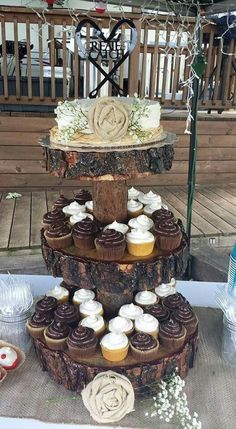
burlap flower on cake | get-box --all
[81,370,135,423]
[88,97,129,141]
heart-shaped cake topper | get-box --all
[76,18,137,98]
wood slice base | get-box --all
[33,329,198,394]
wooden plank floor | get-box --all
[1,185,236,252]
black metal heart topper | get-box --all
[76,18,137,98]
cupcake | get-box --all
[162,293,187,312]
[138,191,161,206]
[144,202,168,217]
[79,300,103,318]
[62,201,86,217]
[35,296,58,316]
[44,221,72,249]
[173,306,198,336]
[42,209,66,230]
[154,220,182,251]
[128,215,154,231]
[134,290,158,308]
[0,346,19,370]
[127,199,143,218]
[108,316,134,336]
[145,303,170,323]
[54,303,80,328]
[53,195,70,210]
[134,314,159,337]
[67,326,98,358]
[80,315,106,337]
[104,220,129,235]
[26,312,53,340]
[119,303,143,320]
[152,208,176,225]
[128,187,140,200]
[155,278,176,300]
[74,189,92,205]
[44,321,70,351]
[126,229,155,257]
[85,200,93,214]
[72,218,98,250]
[73,289,95,306]
[70,212,94,226]
[159,319,187,351]
[95,229,126,261]
[129,333,159,362]
[46,284,69,304]
[100,332,129,362]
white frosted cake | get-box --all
[50,96,162,146]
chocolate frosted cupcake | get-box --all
[130,333,159,362]
[53,195,70,210]
[54,303,79,328]
[72,218,99,250]
[152,208,176,225]
[95,229,126,261]
[35,296,58,316]
[145,303,170,323]
[162,293,187,312]
[159,319,187,351]
[26,312,53,339]
[173,305,198,336]
[67,326,97,358]
[154,220,182,251]
[44,221,72,249]
[42,209,66,230]
[74,189,92,205]
[44,321,70,351]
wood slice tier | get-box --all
[33,329,198,394]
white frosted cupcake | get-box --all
[73,289,95,306]
[70,212,94,226]
[119,303,143,320]
[128,187,140,200]
[80,315,106,337]
[134,313,159,338]
[62,201,86,216]
[126,229,155,257]
[108,316,134,336]
[104,220,129,235]
[127,200,143,218]
[79,300,103,318]
[134,290,158,308]
[128,215,154,231]
[155,278,176,299]
[100,332,129,362]
[85,200,93,214]
[144,201,168,216]
[46,284,69,304]
[138,191,162,206]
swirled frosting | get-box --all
[104,221,129,235]
[63,201,86,215]
[128,187,140,200]
[128,215,154,231]
[85,200,93,211]
[138,191,162,206]
[152,208,176,224]
[154,220,181,238]
[67,326,97,348]
[28,312,53,328]
[119,303,143,320]
[73,288,95,304]
[163,293,186,310]
[130,332,157,351]
[53,195,70,210]
[80,315,105,332]
[43,209,66,225]
[54,303,79,325]
[135,291,157,306]
[46,221,71,238]
[145,303,170,322]
[70,213,94,226]
[100,332,128,350]
[144,201,162,215]
[36,296,58,314]
[0,347,18,368]
[126,229,155,244]
[155,280,176,298]
[108,316,133,334]
[95,229,125,248]
[135,314,159,333]
[127,199,143,213]
[73,218,98,238]
[173,305,196,325]
[74,189,92,205]
[46,285,69,301]
[159,318,185,338]
[80,300,103,316]
[46,321,70,339]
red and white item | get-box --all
[0,346,19,370]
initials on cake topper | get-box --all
[75,18,137,98]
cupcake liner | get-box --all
[0,366,7,383]
[44,231,72,249]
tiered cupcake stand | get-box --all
[35,133,198,393]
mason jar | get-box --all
[0,309,32,352]
[222,315,236,368]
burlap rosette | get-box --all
[88,97,130,141]
[81,370,135,423]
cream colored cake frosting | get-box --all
[80,315,105,332]
[127,200,143,213]
[100,332,128,350]
[134,314,159,334]
[119,303,143,320]
[108,316,133,334]
[70,212,94,226]
[73,288,95,304]
[46,285,69,301]
[128,187,140,200]
[62,201,86,215]
[134,291,157,306]
[51,96,161,145]
[155,278,176,298]
[128,215,154,231]
[104,221,129,235]
[138,191,162,206]
[126,229,155,244]
[80,300,103,316]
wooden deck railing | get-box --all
[0,6,236,110]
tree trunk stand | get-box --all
[92,180,128,224]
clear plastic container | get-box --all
[0,309,32,352]
[222,315,236,367]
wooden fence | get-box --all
[0,6,236,110]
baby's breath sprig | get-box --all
[56,102,88,144]
[128,97,153,142]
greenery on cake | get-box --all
[128,95,154,141]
